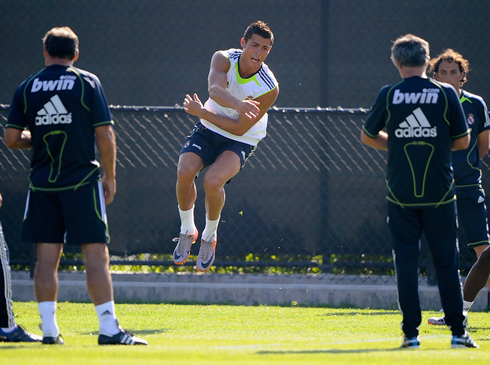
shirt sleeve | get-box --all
[6,85,28,130]
[84,74,113,128]
[363,86,390,137]
[476,97,490,134]
[447,87,470,139]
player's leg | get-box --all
[173,124,208,265]
[387,202,422,347]
[22,189,65,344]
[463,246,490,309]
[0,222,41,342]
[459,188,490,291]
[194,151,241,273]
[423,203,466,338]
[473,245,490,291]
[34,242,64,344]
[62,182,147,345]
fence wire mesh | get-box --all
[2,0,490,283]
[1,106,487,283]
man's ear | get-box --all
[240,38,246,48]
[73,50,79,62]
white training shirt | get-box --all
[200,48,278,146]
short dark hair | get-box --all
[429,49,470,86]
[42,27,79,60]
[391,34,429,68]
[243,20,274,46]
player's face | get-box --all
[240,34,272,70]
[435,60,463,91]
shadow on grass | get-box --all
[321,311,399,317]
[79,328,165,336]
[257,348,400,354]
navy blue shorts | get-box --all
[456,187,490,249]
[180,122,257,169]
[22,181,109,245]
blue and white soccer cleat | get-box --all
[400,336,420,349]
[173,228,199,265]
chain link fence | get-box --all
[1,106,487,283]
[1,1,490,282]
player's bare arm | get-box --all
[208,51,260,119]
[95,125,117,205]
[360,130,388,150]
[184,86,278,136]
[477,130,490,158]
[3,128,32,150]
[451,133,470,151]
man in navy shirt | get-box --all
[427,49,490,326]
[361,34,477,349]
[4,27,147,346]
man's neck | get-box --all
[45,57,74,67]
[397,64,427,79]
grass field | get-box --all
[1,302,490,364]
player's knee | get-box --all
[177,164,198,182]
[203,175,225,194]
[478,247,490,265]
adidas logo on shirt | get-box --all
[394,107,437,138]
[35,95,72,126]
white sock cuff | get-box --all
[202,216,220,242]
[463,300,473,311]
[95,301,116,316]
[179,205,196,234]
[38,301,57,311]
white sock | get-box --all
[463,300,473,312]
[95,301,119,336]
[179,205,195,234]
[1,325,16,333]
[202,216,220,242]
[38,301,59,337]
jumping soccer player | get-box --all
[360,34,477,349]
[173,20,279,272]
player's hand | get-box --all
[183,93,204,117]
[0,193,3,209]
[234,99,260,119]
[102,176,116,205]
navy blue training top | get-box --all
[363,76,469,208]
[452,90,490,189]
[6,65,113,191]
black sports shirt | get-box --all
[6,65,113,191]
[363,76,469,207]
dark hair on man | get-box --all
[243,20,274,46]
[429,49,470,86]
[42,27,79,60]
[391,34,429,68]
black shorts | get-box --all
[180,122,256,169]
[22,181,109,245]
[456,187,490,249]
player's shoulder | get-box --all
[69,67,102,88]
[429,78,456,93]
[257,62,278,89]
[226,48,242,60]
[461,90,487,106]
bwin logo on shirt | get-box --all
[31,76,76,93]
[395,107,437,138]
[35,95,72,126]
[392,88,439,104]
